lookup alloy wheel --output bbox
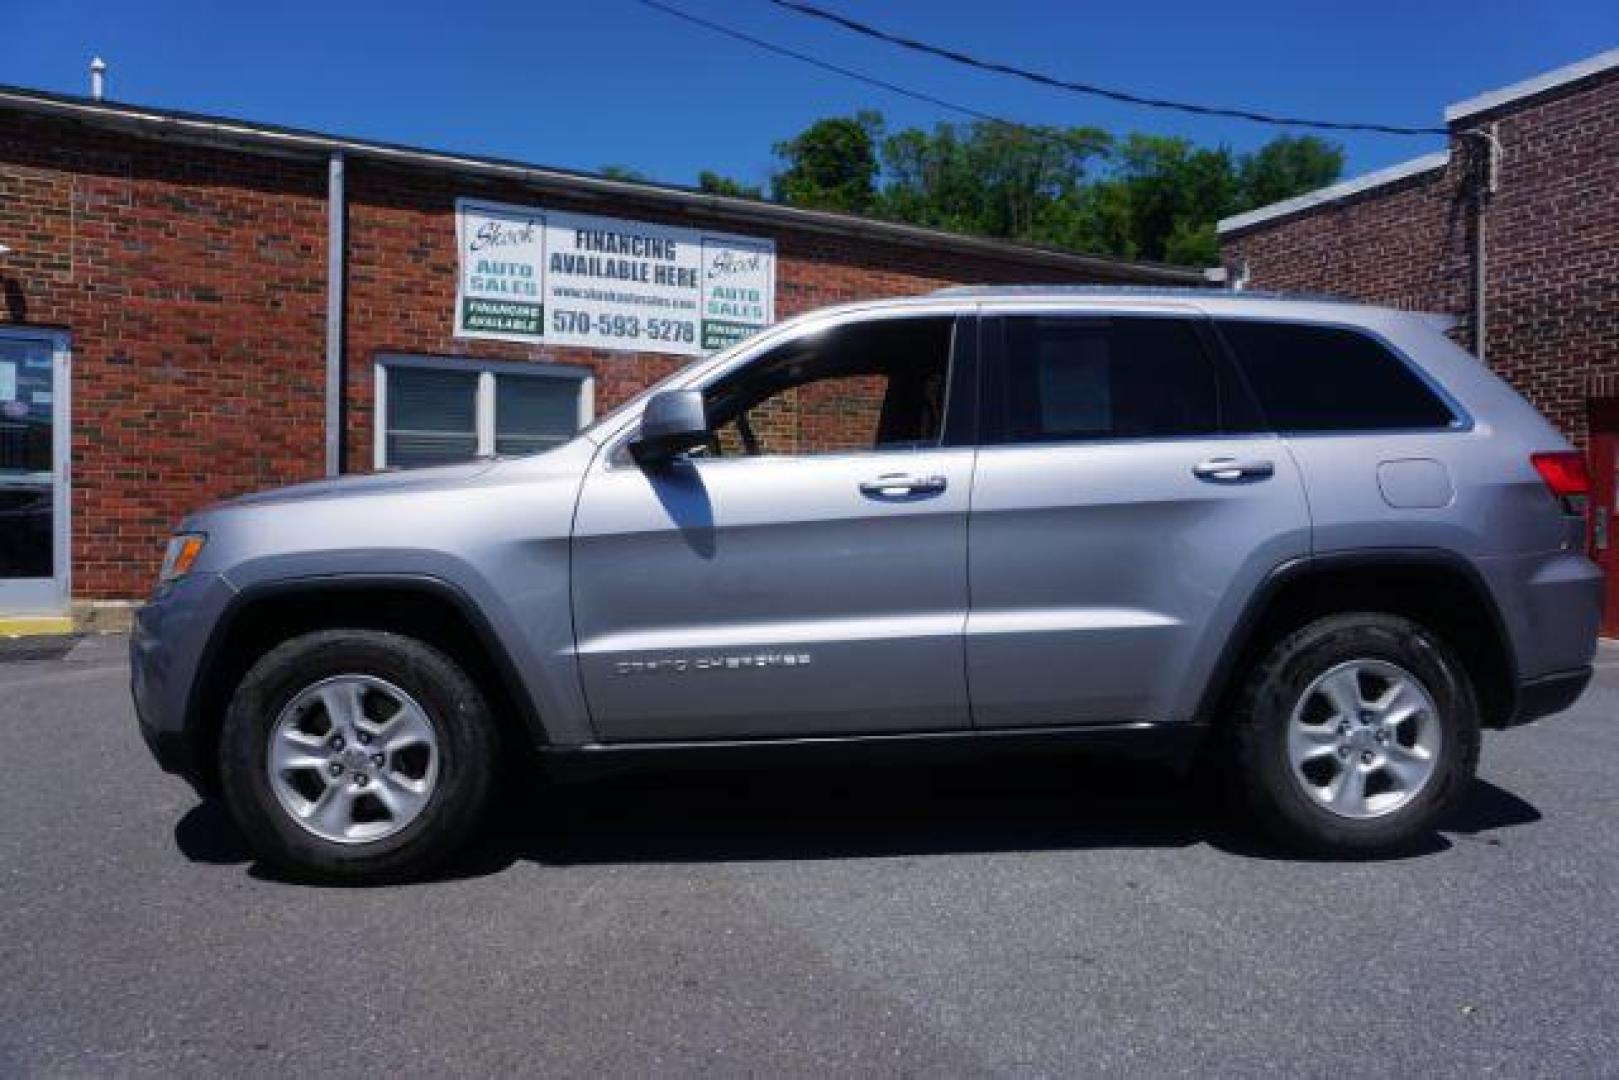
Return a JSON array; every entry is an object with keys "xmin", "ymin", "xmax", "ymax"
[
  {"xmin": 266, "ymin": 675, "xmax": 440, "ymax": 844},
  {"xmin": 1285, "ymin": 659, "xmax": 1442, "ymax": 820}
]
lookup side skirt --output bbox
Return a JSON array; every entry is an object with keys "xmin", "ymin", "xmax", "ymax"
[{"xmin": 537, "ymin": 721, "xmax": 1207, "ymax": 783}]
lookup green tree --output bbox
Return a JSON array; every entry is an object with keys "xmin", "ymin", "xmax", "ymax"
[
  {"xmin": 1237, "ymin": 136, "xmax": 1344, "ymax": 209},
  {"xmin": 697, "ymin": 170, "xmax": 763, "ymax": 200},
  {"xmin": 1052, "ymin": 180, "xmax": 1139, "ymax": 259},
  {"xmin": 771, "ymin": 111, "xmax": 882, "ymax": 213},
  {"xmin": 757, "ymin": 110, "xmax": 1343, "ymax": 266},
  {"xmin": 877, "ymin": 121, "xmax": 1110, "ymax": 242},
  {"xmin": 597, "ymin": 164, "xmax": 648, "ymax": 182},
  {"xmin": 1110, "ymin": 135, "xmax": 1238, "ymax": 263}
]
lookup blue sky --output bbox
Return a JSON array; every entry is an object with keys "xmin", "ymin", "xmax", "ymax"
[{"xmin": 4, "ymin": 1, "xmax": 1614, "ymax": 188}]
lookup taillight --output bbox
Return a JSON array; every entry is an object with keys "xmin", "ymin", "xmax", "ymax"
[{"xmin": 1530, "ymin": 452, "xmax": 1590, "ymax": 515}]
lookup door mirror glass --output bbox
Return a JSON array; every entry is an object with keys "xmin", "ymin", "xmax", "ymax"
[{"xmin": 632, "ymin": 389, "xmax": 709, "ymax": 464}]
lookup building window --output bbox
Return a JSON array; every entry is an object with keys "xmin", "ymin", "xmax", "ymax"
[{"xmin": 375, "ymin": 356, "xmax": 593, "ymax": 470}]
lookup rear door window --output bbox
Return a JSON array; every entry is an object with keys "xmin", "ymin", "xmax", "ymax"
[
  {"xmin": 1216, "ymin": 320, "xmax": 1456, "ymax": 432},
  {"xmin": 985, "ymin": 316, "xmax": 1221, "ymax": 443}
]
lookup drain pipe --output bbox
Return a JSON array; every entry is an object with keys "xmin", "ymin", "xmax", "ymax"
[
  {"xmin": 1472, "ymin": 181, "xmax": 1489, "ymax": 363},
  {"xmin": 324, "ymin": 152, "xmax": 345, "ymax": 476},
  {"xmin": 1466, "ymin": 126, "xmax": 1500, "ymax": 363}
]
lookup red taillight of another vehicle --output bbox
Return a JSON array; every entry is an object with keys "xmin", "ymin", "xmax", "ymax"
[{"xmin": 1530, "ymin": 451, "xmax": 1590, "ymax": 515}]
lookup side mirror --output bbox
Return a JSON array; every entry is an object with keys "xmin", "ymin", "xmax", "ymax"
[{"xmin": 631, "ymin": 389, "xmax": 709, "ymax": 465}]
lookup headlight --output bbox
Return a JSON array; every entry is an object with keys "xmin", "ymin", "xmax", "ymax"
[{"xmin": 158, "ymin": 533, "xmax": 207, "ymax": 583}]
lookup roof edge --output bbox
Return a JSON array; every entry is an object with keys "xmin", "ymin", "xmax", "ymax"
[
  {"xmin": 1216, "ymin": 151, "xmax": 1450, "ymax": 236},
  {"xmin": 0, "ymin": 83, "xmax": 1204, "ymax": 285},
  {"xmin": 1445, "ymin": 47, "xmax": 1619, "ymax": 124}
]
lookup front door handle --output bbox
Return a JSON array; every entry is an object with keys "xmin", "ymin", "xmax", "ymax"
[
  {"xmin": 1192, "ymin": 457, "xmax": 1275, "ymax": 483},
  {"xmin": 859, "ymin": 473, "xmax": 948, "ymax": 498}
]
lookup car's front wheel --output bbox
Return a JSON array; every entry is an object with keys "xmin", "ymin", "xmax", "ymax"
[
  {"xmin": 1231, "ymin": 612, "xmax": 1480, "ymax": 855},
  {"xmin": 218, "ymin": 629, "xmax": 496, "ymax": 882}
]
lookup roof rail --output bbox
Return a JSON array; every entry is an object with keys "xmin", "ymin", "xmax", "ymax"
[{"xmin": 929, "ymin": 284, "xmax": 1351, "ymax": 303}]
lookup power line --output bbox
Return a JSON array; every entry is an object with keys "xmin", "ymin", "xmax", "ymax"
[
  {"xmin": 767, "ymin": 0, "xmax": 1448, "ymax": 137},
  {"xmin": 628, "ymin": 0, "xmax": 1033, "ymax": 131}
]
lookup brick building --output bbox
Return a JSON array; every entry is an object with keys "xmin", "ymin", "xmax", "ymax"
[
  {"xmin": 0, "ymin": 86, "xmax": 1201, "ymax": 626},
  {"xmin": 1219, "ymin": 49, "xmax": 1619, "ymax": 633}
]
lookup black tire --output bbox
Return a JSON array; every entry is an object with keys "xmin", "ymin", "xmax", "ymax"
[
  {"xmin": 1231, "ymin": 612, "xmax": 1480, "ymax": 855},
  {"xmin": 219, "ymin": 629, "xmax": 497, "ymax": 883}
]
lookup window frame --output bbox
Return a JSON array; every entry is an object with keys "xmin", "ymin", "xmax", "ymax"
[
  {"xmin": 1208, "ymin": 316, "xmax": 1471, "ymax": 437},
  {"xmin": 611, "ymin": 311, "xmax": 977, "ymax": 466},
  {"xmin": 699, "ymin": 313, "xmax": 970, "ymax": 460},
  {"xmin": 977, "ymin": 312, "xmax": 1257, "ymax": 447},
  {"xmin": 0, "ymin": 325, "xmax": 71, "ymax": 613},
  {"xmin": 373, "ymin": 354, "xmax": 594, "ymax": 470}
]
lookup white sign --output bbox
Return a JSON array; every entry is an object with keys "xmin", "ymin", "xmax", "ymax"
[{"xmin": 454, "ymin": 198, "xmax": 775, "ymax": 356}]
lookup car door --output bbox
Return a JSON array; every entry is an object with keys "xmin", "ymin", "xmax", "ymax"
[
  {"xmin": 571, "ymin": 310, "xmax": 976, "ymax": 741},
  {"xmin": 966, "ymin": 308, "xmax": 1311, "ymax": 728}
]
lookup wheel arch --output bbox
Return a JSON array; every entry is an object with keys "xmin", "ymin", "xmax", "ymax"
[
  {"xmin": 1196, "ymin": 550, "xmax": 1519, "ymax": 731},
  {"xmin": 184, "ymin": 574, "xmax": 546, "ymax": 794}
]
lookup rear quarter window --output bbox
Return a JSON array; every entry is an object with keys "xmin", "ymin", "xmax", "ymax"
[{"xmin": 1216, "ymin": 320, "xmax": 1456, "ymax": 433}]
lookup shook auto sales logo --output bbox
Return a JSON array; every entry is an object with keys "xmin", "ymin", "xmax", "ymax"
[
  {"xmin": 705, "ymin": 248, "xmax": 763, "ymax": 280},
  {"xmin": 470, "ymin": 218, "xmax": 539, "ymax": 252}
]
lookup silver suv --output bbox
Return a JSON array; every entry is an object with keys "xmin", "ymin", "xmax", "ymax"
[{"xmin": 131, "ymin": 288, "xmax": 1603, "ymax": 881}]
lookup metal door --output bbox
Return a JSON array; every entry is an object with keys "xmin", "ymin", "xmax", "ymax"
[
  {"xmin": 0, "ymin": 329, "xmax": 69, "ymax": 616},
  {"xmin": 965, "ymin": 312, "xmax": 1312, "ymax": 727},
  {"xmin": 571, "ymin": 448, "xmax": 975, "ymax": 740},
  {"xmin": 570, "ymin": 310, "xmax": 975, "ymax": 741}
]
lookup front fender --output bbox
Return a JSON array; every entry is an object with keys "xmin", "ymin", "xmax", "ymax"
[{"xmin": 217, "ymin": 552, "xmax": 593, "ymax": 747}]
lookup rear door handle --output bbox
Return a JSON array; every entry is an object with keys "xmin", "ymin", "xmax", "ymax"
[
  {"xmin": 859, "ymin": 473, "xmax": 948, "ymax": 498},
  {"xmin": 1192, "ymin": 457, "xmax": 1275, "ymax": 483}
]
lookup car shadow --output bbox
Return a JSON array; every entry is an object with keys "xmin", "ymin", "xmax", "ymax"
[{"xmin": 173, "ymin": 755, "xmax": 1544, "ymax": 885}]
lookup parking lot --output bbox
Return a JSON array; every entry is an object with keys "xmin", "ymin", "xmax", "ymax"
[{"xmin": 2, "ymin": 634, "xmax": 1616, "ymax": 1076}]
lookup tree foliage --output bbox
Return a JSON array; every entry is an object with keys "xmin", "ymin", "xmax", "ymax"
[
  {"xmin": 752, "ymin": 112, "xmax": 1344, "ymax": 267},
  {"xmin": 769, "ymin": 111, "xmax": 882, "ymax": 213},
  {"xmin": 598, "ymin": 163, "xmax": 649, "ymax": 182},
  {"xmin": 696, "ymin": 170, "xmax": 764, "ymax": 200}
]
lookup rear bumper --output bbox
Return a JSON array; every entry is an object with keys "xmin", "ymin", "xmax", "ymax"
[
  {"xmin": 1478, "ymin": 550, "xmax": 1604, "ymax": 684},
  {"xmin": 1504, "ymin": 666, "xmax": 1593, "ymax": 728}
]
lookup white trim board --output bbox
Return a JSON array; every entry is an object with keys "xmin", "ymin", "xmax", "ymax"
[
  {"xmin": 1446, "ymin": 48, "xmax": 1619, "ymax": 124},
  {"xmin": 1216, "ymin": 152, "xmax": 1451, "ymax": 236}
]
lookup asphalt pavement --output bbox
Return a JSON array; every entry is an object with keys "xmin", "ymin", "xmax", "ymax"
[{"xmin": 2, "ymin": 634, "xmax": 1617, "ymax": 1076}]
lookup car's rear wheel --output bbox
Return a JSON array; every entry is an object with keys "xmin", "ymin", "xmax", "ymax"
[
  {"xmin": 219, "ymin": 629, "xmax": 496, "ymax": 882},
  {"xmin": 1231, "ymin": 612, "xmax": 1480, "ymax": 855}
]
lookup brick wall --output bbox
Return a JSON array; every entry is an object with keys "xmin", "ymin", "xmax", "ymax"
[
  {"xmin": 1477, "ymin": 74, "xmax": 1619, "ymax": 439},
  {"xmin": 1221, "ymin": 69, "xmax": 1619, "ymax": 448},
  {"xmin": 1221, "ymin": 159, "xmax": 1473, "ymax": 331},
  {"xmin": 0, "ymin": 112, "xmax": 329, "ymax": 600},
  {"xmin": 1, "ymin": 112, "xmax": 1141, "ymax": 600}
]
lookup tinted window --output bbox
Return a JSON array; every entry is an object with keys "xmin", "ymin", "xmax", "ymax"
[
  {"xmin": 702, "ymin": 317, "xmax": 954, "ymax": 456},
  {"xmin": 1217, "ymin": 320, "xmax": 1455, "ymax": 432},
  {"xmin": 994, "ymin": 316, "xmax": 1218, "ymax": 442}
]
